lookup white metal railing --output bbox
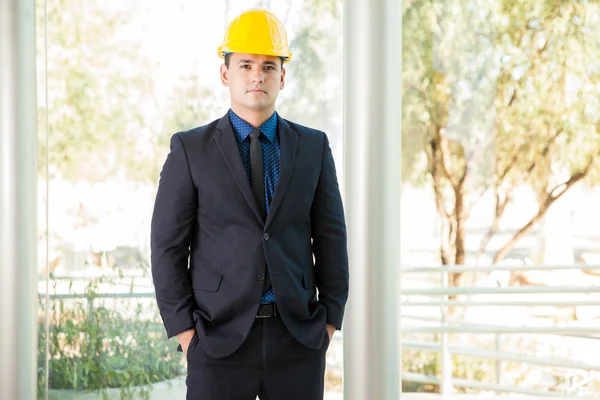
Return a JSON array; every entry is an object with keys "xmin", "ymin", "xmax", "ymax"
[
  {"xmin": 41, "ymin": 264, "xmax": 600, "ymax": 397},
  {"xmin": 401, "ymin": 264, "xmax": 600, "ymax": 397}
]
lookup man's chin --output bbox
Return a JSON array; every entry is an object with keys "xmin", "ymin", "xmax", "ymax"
[{"xmin": 243, "ymin": 101, "xmax": 273, "ymax": 112}]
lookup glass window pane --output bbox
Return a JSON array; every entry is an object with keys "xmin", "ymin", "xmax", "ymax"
[
  {"xmin": 38, "ymin": 0, "xmax": 343, "ymax": 398},
  {"xmin": 402, "ymin": 0, "xmax": 600, "ymax": 395}
]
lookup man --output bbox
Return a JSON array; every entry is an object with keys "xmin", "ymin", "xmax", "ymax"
[{"xmin": 151, "ymin": 9, "xmax": 349, "ymax": 400}]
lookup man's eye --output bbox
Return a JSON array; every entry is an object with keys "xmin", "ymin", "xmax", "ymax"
[
  {"xmin": 241, "ymin": 65, "xmax": 250, "ymax": 69},
  {"xmin": 265, "ymin": 66, "xmax": 275, "ymax": 70}
]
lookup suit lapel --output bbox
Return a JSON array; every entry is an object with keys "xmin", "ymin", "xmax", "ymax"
[
  {"xmin": 265, "ymin": 117, "xmax": 297, "ymax": 229},
  {"xmin": 213, "ymin": 114, "xmax": 264, "ymax": 225}
]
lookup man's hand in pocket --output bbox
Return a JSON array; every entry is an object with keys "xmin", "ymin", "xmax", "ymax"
[
  {"xmin": 177, "ymin": 328, "xmax": 196, "ymax": 357},
  {"xmin": 326, "ymin": 324, "xmax": 336, "ymax": 342}
]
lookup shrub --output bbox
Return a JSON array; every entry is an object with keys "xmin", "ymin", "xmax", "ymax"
[{"xmin": 38, "ymin": 278, "xmax": 185, "ymax": 400}]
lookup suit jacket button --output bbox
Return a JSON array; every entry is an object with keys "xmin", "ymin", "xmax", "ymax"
[
  {"xmin": 257, "ymin": 273, "xmax": 265, "ymax": 281},
  {"xmin": 263, "ymin": 233, "xmax": 270, "ymax": 240}
]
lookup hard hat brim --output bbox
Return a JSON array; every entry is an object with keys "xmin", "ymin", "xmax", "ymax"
[{"xmin": 218, "ymin": 46, "xmax": 292, "ymax": 64}]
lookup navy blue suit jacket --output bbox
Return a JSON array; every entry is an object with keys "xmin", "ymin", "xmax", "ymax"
[{"xmin": 150, "ymin": 113, "xmax": 349, "ymax": 358}]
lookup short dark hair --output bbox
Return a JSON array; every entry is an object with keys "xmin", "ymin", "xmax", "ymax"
[
  {"xmin": 224, "ymin": 53, "xmax": 233, "ymax": 68},
  {"xmin": 224, "ymin": 53, "xmax": 284, "ymax": 69}
]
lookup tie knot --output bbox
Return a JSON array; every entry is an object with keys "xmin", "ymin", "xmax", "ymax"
[{"xmin": 249, "ymin": 129, "xmax": 262, "ymax": 141}]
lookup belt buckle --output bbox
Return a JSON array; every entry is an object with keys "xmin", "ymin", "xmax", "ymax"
[{"xmin": 256, "ymin": 303, "xmax": 276, "ymax": 318}]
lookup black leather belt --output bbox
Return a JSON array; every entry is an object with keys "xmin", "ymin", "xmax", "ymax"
[{"xmin": 256, "ymin": 303, "xmax": 278, "ymax": 318}]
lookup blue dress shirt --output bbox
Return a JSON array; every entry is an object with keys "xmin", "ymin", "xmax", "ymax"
[{"xmin": 228, "ymin": 109, "xmax": 279, "ymax": 303}]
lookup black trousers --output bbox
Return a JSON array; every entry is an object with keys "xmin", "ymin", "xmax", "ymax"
[{"xmin": 185, "ymin": 315, "xmax": 330, "ymax": 400}]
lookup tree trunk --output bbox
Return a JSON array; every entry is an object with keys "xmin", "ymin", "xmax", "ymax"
[{"xmin": 451, "ymin": 184, "xmax": 466, "ymax": 287}]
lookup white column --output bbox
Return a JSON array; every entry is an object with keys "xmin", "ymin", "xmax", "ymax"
[
  {"xmin": 0, "ymin": 0, "xmax": 38, "ymax": 398},
  {"xmin": 343, "ymin": 0, "xmax": 402, "ymax": 399}
]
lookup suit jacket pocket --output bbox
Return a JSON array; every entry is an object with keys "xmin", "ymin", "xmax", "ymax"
[
  {"xmin": 301, "ymin": 268, "xmax": 315, "ymax": 291},
  {"xmin": 191, "ymin": 269, "xmax": 223, "ymax": 292}
]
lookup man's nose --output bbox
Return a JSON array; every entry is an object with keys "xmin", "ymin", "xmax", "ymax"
[{"xmin": 252, "ymin": 69, "xmax": 265, "ymax": 83}]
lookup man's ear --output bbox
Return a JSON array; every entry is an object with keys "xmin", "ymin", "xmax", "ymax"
[
  {"xmin": 280, "ymin": 67, "xmax": 286, "ymax": 90},
  {"xmin": 220, "ymin": 64, "xmax": 229, "ymax": 87}
]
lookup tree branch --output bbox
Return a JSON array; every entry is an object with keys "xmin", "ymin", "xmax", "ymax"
[
  {"xmin": 429, "ymin": 137, "xmax": 451, "ymax": 221},
  {"xmin": 526, "ymin": 127, "xmax": 563, "ymax": 175},
  {"xmin": 507, "ymin": 88, "xmax": 518, "ymax": 107},
  {"xmin": 438, "ymin": 134, "xmax": 460, "ymax": 190},
  {"xmin": 470, "ymin": 125, "xmax": 562, "ymax": 217},
  {"xmin": 458, "ymin": 162, "xmax": 468, "ymax": 188},
  {"xmin": 546, "ymin": 157, "xmax": 594, "ymax": 200},
  {"xmin": 476, "ymin": 187, "xmax": 513, "ymax": 257},
  {"xmin": 467, "ymin": 140, "xmax": 521, "ymax": 217},
  {"xmin": 493, "ymin": 155, "xmax": 596, "ymax": 264},
  {"xmin": 499, "ymin": 145, "xmax": 522, "ymax": 183}
]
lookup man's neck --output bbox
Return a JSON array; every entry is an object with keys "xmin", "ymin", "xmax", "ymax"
[{"xmin": 230, "ymin": 105, "xmax": 275, "ymax": 128}]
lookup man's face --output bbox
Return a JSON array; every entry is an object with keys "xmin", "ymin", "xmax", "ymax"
[{"xmin": 220, "ymin": 53, "xmax": 286, "ymax": 114}]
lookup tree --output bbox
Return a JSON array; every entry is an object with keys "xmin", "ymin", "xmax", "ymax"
[
  {"xmin": 277, "ymin": 0, "xmax": 343, "ymax": 141},
  {"xmin": 402, "ymin": 0, "xmax": 600, "ymax": 286},
  {"xmin": 154, "ymin": 72, "xmax": 223, "ymax": 179},
  {"xmin": 37, "ymin": 0, "xmax": 160, "ymax": 182}
]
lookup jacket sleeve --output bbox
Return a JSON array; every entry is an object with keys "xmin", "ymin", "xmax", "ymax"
[
  {"xmin": 310, "ymin": 133, "xmax": 349, "ymax": 330},
  {"xmin": 151, "ymin": 133, "xmax": 197, "ymax": 338}
]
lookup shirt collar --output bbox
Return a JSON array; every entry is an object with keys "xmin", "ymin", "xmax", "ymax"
[{"xmin": 228, "ymin": 109, "xmax": 278, "ymax": 143}]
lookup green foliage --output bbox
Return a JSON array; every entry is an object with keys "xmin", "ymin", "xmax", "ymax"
[
  {"xmin": 496, "ymin": 0, "xmax": 600, "ymax": 189},
  {"xmin": 403, "ymin": 0, "xmax": 600, "ymax": 189},
  {"xmin": 37, "ymin": 0, "xmax": 159, "ymax": 182},
  {"xmin": 153, "ymin": 72, "xmax": 223, "ymax": 181},
  {"xmin": 38, "ymin": 279, "xmax": 184, "ymax": 399},
  {"xmin": 277, "ymin": 0, "xmax": 342, "ymax": 135},
  {"xmin": 162, "ymin": 74, "xmax": 221, "ymax": 135},
  {"xmin": 36, "ymin": 0, "xmax": 348, "ymax": 182},
  {"xmin": 402, "ymin": 349, "xmax": 494, "ymax": 393},
  {"xmin": 402, "ymin": 0, "xmax": 600, "ymax": 264}
]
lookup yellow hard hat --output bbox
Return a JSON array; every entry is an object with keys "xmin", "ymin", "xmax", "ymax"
[{"xmin": 218, "ymin": 9, "xmax": 292, "ymax": 63}]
